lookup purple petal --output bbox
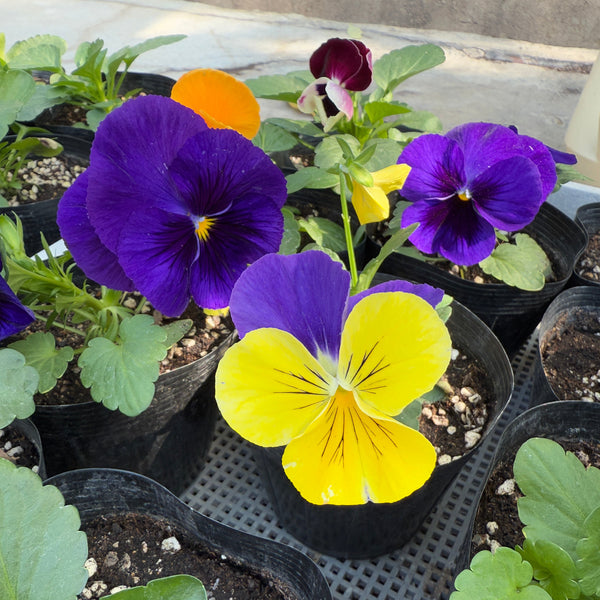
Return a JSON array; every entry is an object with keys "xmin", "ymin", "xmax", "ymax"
[
  {"xmin": 347, "ymin": 280, "xmax": 444, "ymax": 318},
  {"xmin": 0, "ymin": 275, "xmax": 34, "ymax": 340},
  {"xmin": 471, "ymin": 156, "xmax": 543, "ymax": 230},
  {"xmin": 398, "ymin": 134, "xmax": 465, "ymax": 202},
  {"xmin": 86, "ymin": 95, "xmax": 208, "ymax": 253},
  {"xmin": 511, "ymin": 133, "xmax": 557, "ymax": 200},
  {"xmin": 189, "ymin": 193, "xmax": 285, "ymax": 310},
  {"xmin": 403, "ymin": 196, "xmax": 496, "ymax": 265},
  {"xmin": 229, "ymin": 251, "xmax": 350, "ymax": 359},
  {"xmin": 168, "ymin": 128, "xmax": 288, "ymax": 217},
  {"xmin": 310, "ymin": 38, "xmax": 372, "ymax": 91},
  {"xmin": 57, "ymin": 170, "xmax": 134, "ymax": 291},
  {"xmin": 547, "ymin": 146, "xmax": 577, "ymax": 165},
  {"xmin": 116, "ymin": 208, "xmax": 197, "ymax": 317}
]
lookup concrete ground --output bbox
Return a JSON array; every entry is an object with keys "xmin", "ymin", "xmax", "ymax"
[
  {"xmin": 4, "ymin": 0, "xmax": 598, "ymax": 153},
  {"xmin": 191, "ymin": 0, "xmax": 600, "ymax": 49}
]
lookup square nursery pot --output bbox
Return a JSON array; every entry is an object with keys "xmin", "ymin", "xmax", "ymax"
[
  {"xmin": 251, "ymin": 299, "xmax": 514, "ymax": 559},
  {"xmin": 0, "ymin": 132, "xmax": 91, "ymax": 255},
  {"xmin": 2, "ymin": 418, "xmax": 46, "ymax": 478},
  {"xmin": 454, "ymin": 400, "xmax": 600, "ymax": 574},
  {"xmin": 31, "ymin": 330, "xmax": 236, "ymax": 496},
  {"xmin": 570, "ymin": 202, "xmax": 600, "ymax": 287},
  {"xmin": 531, "ymin": 285, "xmax": 600, "ymax": 406},
  {"xmin": 366, "ymin": 202, "xmax": 587, "ymax": 357},
  {"xmin": 45, "ymin": 467, "xmax": 333, "ymax": 600},
  {"xmin": 29, "ymin": 71, "xmax": 176, "ymax": 141}
]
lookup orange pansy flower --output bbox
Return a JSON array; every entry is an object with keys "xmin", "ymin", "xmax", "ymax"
[{"xmin": 171, "ymin": 68, "xmax": 261, "ymax": 139}]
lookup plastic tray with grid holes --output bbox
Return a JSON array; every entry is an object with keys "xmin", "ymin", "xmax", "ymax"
[{"xmin": 180, "ymin": 334, "xmax": 538, "ymax": 600}]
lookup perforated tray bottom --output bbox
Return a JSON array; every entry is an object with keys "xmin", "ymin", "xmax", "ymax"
[{"xmin": 181, "ymin": 335, "xmax": 538, "ymax": 599}]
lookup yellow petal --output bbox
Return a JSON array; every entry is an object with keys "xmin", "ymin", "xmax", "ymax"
[
  {"xmin": 171, "ymin": 68, "xmax": 261, "ymax": 139},
  {"xmin": 283, "ymin": 387, "xmax": 437, "ymax": 504},
  {"xmin": 338, "ymin": 292, "xmax": 451, "ymax": 417},
  {"xmin": 215, "ymin": 328, "xmax": 334, "ymax": 447},
  {"xmin": 372, "ymin": 164, "xmax": 412, "ymax": 194},
  {"xmin": 351, "ymin": 182, "xmax": 390, "ymax": 224}
]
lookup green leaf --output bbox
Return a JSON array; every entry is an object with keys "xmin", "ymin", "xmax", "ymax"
[
  {"xmin": 8, "ymin": 332, "xmax": 74, "ymax": 394},
  {"xmin": 354, "ymin": 224, "xmax": 417, "ymax": 293},
  {"xmin": 16, "ymin": 82, "xmax": 65, "ymax": 122},
  {"xmin": 161, "ymin": 319, "xmax": 193, "ymax": 349},
  {"xmin": 517, "ymin": 539, "xmax": 580, "ymax": 600},
  {"xmin": 373, "ymin": 44, "xmax": 445, "ymax": 95},
  {"xmin": 245, "ymin": 71, "xmax": 313, "ymax": 102},
  {"xmin": 265, "ymin": 117, "xmax": 324, "ymax": 138},
  {"xmin": 300, "ymin": 244, "xmax": 344, "ymax": 265},
  {"xmin": 0, "ymin": 69, "xmax": 36, "ymax": 133},
  {"xmin": 436, "ymin": 294, "xmax": 454, "ymax": 323},
  {"xmin": 391, "ymin": 110, "xmax": 443, "ymax": 133},
  {"xmin": 6, "ymin": 34, "xmax": 66, "ymax": 71},
  {"xmin": 78, "ymin": 314, "xmax": 168, "ymax": 416},
  {"xmin": 298, "ymin": 216, "xmax": 346, "ymax": 252},
  {"xmin": 279, "ymin": 206, "xmax": 301, "ymax": 254},
  {"xmin": 107, "ymin": 34, "xmax": 186, "ymax": 66},
  {"xmin": 479, "ymin": 234, "xmax": 552, "ymax": 291},
  {"xmin": 576, "ymin": 506, "xmax": 600, "ymax": 596},
  {"xmin": 364, "ymin": 100, "xmax": 411, "ymax": 124},
  {"xmin": 0, "ymin": 459, "xmax": 88, "ymax": 600},
  {"xmin": 0, "ymin": 349, "xmax": 38, "ymax": 428},
  {"xmin": 514, "ymin": 437, "xmax": 600, "ymax": 561},
  {"xmin": 285, "ymin": 167, "xmax": 338, "ymax": 194},
  {"xmin": 361, "ymin": 138, "xmax": 406, "ymax": 171},
  {"xmin": 109, "ymin": 575, "xmax": 207, "ymax": 600},
  {"xmin": 314, "ymin": 135, "xmax": 361, "ymax": 171},
  {"xmin": 252, "ymin": 121, "xmax": 297, "ymax": 153},
  {"xmin": 451, "ymin": 548, "xmax": 552, "ymax": 600}
]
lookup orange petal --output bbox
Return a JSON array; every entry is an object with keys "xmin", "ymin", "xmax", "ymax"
[{"xmin": 171, "ymin": 68, "xmax": 261, "ymax": 139}]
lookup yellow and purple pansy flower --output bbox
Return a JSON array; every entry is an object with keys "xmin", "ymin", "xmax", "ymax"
[
  {"xmin": 216, "ymin": 251, "xmax": 452, "ymax": 505},
  {"xmin": 298, "ymin": 38, "xmax": 372, "ymax": 128},
  {"xmin": 397, "ymin": 122, "xmax": 558, "ymax": 266},
  {"xmin": 57, "ymin": 94, "xmax": 287, "ymax": 316}
]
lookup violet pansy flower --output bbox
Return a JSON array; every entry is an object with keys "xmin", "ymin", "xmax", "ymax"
[
  {"xmin": 298, "ymin": 38, "xmax": 372, "ymax": 125},
  {"xmin": 0, "ymin": 260, "xmax": 34, "ymax": 340},
  {"xmin": 397, "ymin": 122, "xmax": 558, "ymax": 266},
  {"xmin": 58, "ymin": 95, "xmax": 287, "ymax": 316},
  {"xmin": 216, "ymin": 251, "xmax": 451, "ymax": 505}
]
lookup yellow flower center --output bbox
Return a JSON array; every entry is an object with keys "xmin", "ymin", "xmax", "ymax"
[
  {"xmin": 196, "ymin": 216, "xmax": 215, "ymax": 242},
  {"xmin": 332, "ymin": 386, "xmax": 356, "ymax": 409},
  {"xmin": 458, "ymin": 190, "xmax": 471, "ymax": 202}
]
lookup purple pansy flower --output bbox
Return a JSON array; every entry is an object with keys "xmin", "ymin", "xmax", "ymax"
[
  {"xmin": 298, "ymin": 38, "xmax": 372, "ymax": 122},
  {"xmin": 509, "ymin": 125, "xmax": 577, "ymax": 165},
  {"xmin": 397, "ymin": 122, "xmax": 558, "ymax": 266},
  {"xmin": 58, "ymin": 95, "xmax": 287, "ymax": 316},
  {"xmin": 0, "ymin": 260, "xmax": 35, "ymax": 340}
]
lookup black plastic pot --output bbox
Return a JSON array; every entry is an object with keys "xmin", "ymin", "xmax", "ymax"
[
  {"xmin": 252, "ymin": 300, "xmax": 513, "ymax": 559},
  {"xmin": 0, "ymin": 132, "xmax": 91, "ymax": 255},
  {"xmin": 46, "ymin": 467, "xmax": 332, "ymax": 600},
  {"xmin": 454, "ymin": 400, "xmax": 600, "ymax": 574},
  {"xmin": 570, "ymin": 202, "xmax": 600, "ymax": 287},
  {"xmin": 4, "ymin": 418, "xmax": 46, "ymax": 478},
  {"xmin": 29, "ymin": 71, "xmax": 176, "ymax": 141},
  {"xmin": 367, "ymin": 202, "xmax": 587, "ymax": 357},
  {"xmin": 32, "ymin": 330, "xmax": 236, "ymax": 495},
  {"xmin": 531, "ymin": 285, "xmax": 600, "ymax": 406}
]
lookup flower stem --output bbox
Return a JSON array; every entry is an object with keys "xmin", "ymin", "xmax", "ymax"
[{"xmin": 339, "ymin": 174, "xmax": 358, "ymax": 289}]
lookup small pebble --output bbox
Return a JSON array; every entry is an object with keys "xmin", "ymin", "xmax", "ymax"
[
  {"xmin": 446, "ymin": 425, "xmax": 457, "ymax": 435},
  {"xmin": 103, "ymin": 551, "xmax": 118, "ymax": 568},
  {"xmin": 84, "ymin": 558, "xmax": 98, "ymax": 577},
  {"xmin": 438, "ymin": 454, "xmax": 452, "ymax": 465},
  {"xmin": 496, "ymin": 478, "xmax": 516, "ymax": 495},
  {"xmin": 486, "ymin": 521, "xmax": 499, "ymax": 535},
  {"xmin": 489, "ymin": 539, "xmax": 502, "ymax": 553},
  {"xmin": 161, "ymin": 536, "xmax": 181, "ymax": 553},
  {"xmin": 464, "ymin": 430, "xmax": 481, "ymax": 449},
  {"xmin": 110, "ymin": 586, "xmax": 129, "ymax": 594}
]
